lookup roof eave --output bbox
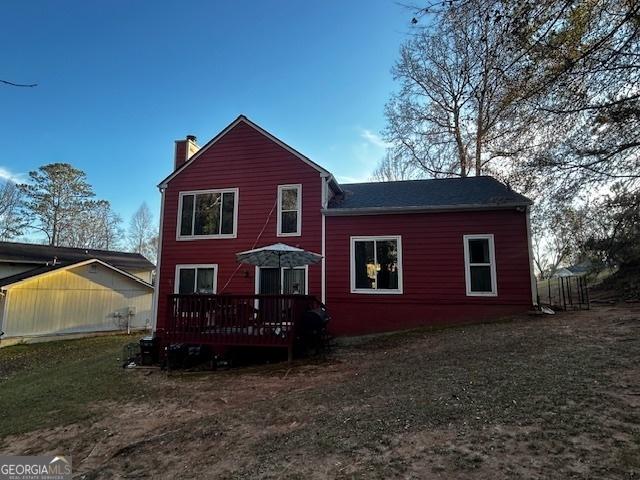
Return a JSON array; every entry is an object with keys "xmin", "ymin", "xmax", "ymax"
[
  {"xmin": 0, "ymin": 259, "xmax": 49, "ymax": 265},
  {"xmin": 322, "ymin": 173, "xmax": 343, "ymax": 194},
  {"xmin": 0, "ymin": 259, "xmax": 154, "ymax": 291},
  {"xmin": 322, "ymin": 202, "xmax": 532, "ymax": 216}
]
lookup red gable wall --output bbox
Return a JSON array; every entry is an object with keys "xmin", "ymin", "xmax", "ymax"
[
  {"xmin": 155, "ymin": 121, "xmax": 323, "ymax": 331},
  {"xmin": 325, "ymin": 209, "xmax": 533, "ymax": 335}
]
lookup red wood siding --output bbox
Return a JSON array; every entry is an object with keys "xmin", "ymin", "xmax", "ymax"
[
  {"xmin": 324, "ymin": 210, "xmax": 533, "ymax": 335},
  {"xmin": 156, "ymin": 121, "xmax": 323, "ymax": 331}
]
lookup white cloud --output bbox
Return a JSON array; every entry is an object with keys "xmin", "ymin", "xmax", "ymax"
[
  {"xmin": 336, "ymin": 174, "xmax": 371, "ymax": 184},
  {"xmin": 0, "ymin": 167, "xmax": 23, "ymax": 183},
  {"xmin": 360, "ymin": 129, "xmax": 391, "ymax": 149}
]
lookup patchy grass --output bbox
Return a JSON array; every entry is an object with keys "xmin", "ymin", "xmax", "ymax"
[
  {"xmin": 0, "ymin": 335, "xmax": 150, "ymax": 437},
  {"xmin": 1, "ymin": 306, "xmax": 639, "ymax": 479}
]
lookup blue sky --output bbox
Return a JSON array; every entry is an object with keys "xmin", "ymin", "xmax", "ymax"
[{"xmin": 0, "ymin": 1, "xmax": 410, "ymax": 223}]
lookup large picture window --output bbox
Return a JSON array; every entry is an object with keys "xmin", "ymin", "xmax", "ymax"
[
  {"xmin": 464, "ymin": 234, "xmax": 497, "ymax": 296},
  {"xmin": 174, "ymin": 264, "xmax": 218, "ymax": 294},
  {"xmin": 350, "ymin": 236, "xmax": 403, "ymax": 294},
  {"xmin": 178, "ymin": 189, "xmax": 238, "ymax": 239},
  {"xmin": 277, "ymin": 184, "xmax": 301, "ymax": 236}
]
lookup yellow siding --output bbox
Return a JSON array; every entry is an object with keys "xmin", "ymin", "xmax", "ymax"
[
  {"xmin": 1, "ymin": 262, "xmax": 153, "ymax": 338},
  {"xmin": 126, "ymin": 268, "xmax": 154, "ymax": 284}
]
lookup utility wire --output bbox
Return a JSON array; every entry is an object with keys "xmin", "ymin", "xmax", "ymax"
[
  {"xmin": 1, "ymin": 79, "xmax": 38, "ymax": 87},
  {"xmin": 218, "ymin": 198, "xmax": 278, "ymax": 293}
]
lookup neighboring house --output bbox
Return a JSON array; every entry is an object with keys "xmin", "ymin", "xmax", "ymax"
[
  {"xmin": 552, "ymin": 262, "xmax": 591, "ymax": 278},
  {"xmin": 0, "ymin": 242, "xmax": 155, "ymax": 345},
  {"xmin": 567, "ymin": 260, "xmax": 592, "ymax": 276},
  {"xmin": 552, "ymin": 267, "xmax": 576, "ymax": 278},
  {"xmin": 154, "ymin": 115, "xmax": 535, "ymax": 336}
]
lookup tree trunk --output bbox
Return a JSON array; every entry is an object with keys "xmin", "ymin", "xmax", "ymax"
[
  {"xmin": 475, "ymin": 106, "xmax": 484, "ymax": 176},
  {"xmin": 453, "ymin": 109, "xmax": 467, "ymax": 177},
  {"xmin": 51, "ymin": 209, "xmax": 58, "ymax": 246}
]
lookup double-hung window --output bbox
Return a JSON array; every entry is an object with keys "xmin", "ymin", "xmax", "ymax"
[
  {"xmin": 175, "ymin": 264, "xmax": 217, "ymax": 294},
  {"xmin": 277, "ymin": 184, "xmax": 301, "ymax": 236},
  {"xmin": 350, "ymin": 236, "xmax": 403, "ymax": 294},
  {"xmin": 178, "ymin": 188, "xmax": 238, "ymax": 239},
  {"xmin": 463, "ymin": 234, "xmax": 497, "ymax": 296}
]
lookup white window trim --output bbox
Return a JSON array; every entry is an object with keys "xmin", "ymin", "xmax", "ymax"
[
  {"xmin": 463, "ymin": 234, "xmax": 498, "ymax": 297},
  {"xmin": 174, "ymin": 264, "xmax": 218, "ymax": 294},
  {"xmin": 176, "ymin": 188, "xmax": 239, "ymax": 241},
  {"xmin": 276, "ymin": 184, "xmax": 302, "ymax": 237},
  {"xmin": 254, "ymin": 265, "xmax": 309, "ymax": 295},
  {"xmin": 350, "ymin": 235, "xmax": 403, "ymax": 295}
]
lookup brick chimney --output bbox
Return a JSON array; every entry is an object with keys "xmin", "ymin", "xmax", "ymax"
[{"xmin": 174, "ymin": 135, "xmax": 199, "ymax": 170}]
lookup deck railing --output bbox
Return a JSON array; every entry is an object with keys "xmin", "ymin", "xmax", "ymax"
[{"xmin": 161, "ymin": 294, "xmax": 322, "ymax": 351}]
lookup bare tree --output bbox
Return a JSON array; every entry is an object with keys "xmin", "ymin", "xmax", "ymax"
[
  {"xmin": 395, "ymin": 0, "xmax": 639, "ymax": 283},
  {"xmin": 0, "ymin": 180, "xmax": 28, "ymax": 240},
  {"xmin": 371, "ymin": 152, "xmax": 421, "ymax": 181},
  {"xmin": 95, "ymin": 202, "xmax": 124, "ymax": 250},
  {"xmin": 128, "ymin": 203, "xmax": 157, "ymax": 263},
  {"xmin": 506, "ymin": 0, "xmax": 640, "ymax": 200},
  {"xmin": 58, "ymin": 200, "xmax": 123, "ymax": 250},
  {"xmin": 531, "ymin": 204, "xmax": 588, "ymax": 278},
  {"xmin": 385, "ymin": 0, "xmax": 535, "ymax": 178}
]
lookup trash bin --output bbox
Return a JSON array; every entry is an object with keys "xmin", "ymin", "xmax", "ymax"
[{"xmin": 139, "ymin": 335, "xmax": 158, "ymax": 366}]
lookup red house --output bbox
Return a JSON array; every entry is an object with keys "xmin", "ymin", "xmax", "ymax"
[{"xmin": 153, "ymin": 115, "xmax": 535, "ymax": 345}]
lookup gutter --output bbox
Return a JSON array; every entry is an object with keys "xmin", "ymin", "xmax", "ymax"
[
  {"xmin": 321, "ymin": 173, "xmax": 343, "ymax": 195},
  {"xmin": 322, "ymin": 202, "xmax": 532, "ymax": 216},
  {"xmin": 0, "ymin": 260, "xmax": 49, "ymax": 265}
]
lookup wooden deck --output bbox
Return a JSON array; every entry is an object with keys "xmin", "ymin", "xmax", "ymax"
[{"xmin": 158, "ymin": 294, "xmax": 323, "ymax": 361}]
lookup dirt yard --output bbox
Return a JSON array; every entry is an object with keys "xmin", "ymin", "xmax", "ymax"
[{"xmin": 1, "ymin": 304, "xmax": 639, "ymax": 479}]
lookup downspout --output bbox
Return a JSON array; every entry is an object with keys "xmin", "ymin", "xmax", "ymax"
[
  {"xmin": 320, "ymin": 175, "xmax": 327, "ymax": 305},
  {"xmin": 0, "ymin": 288, "xmax": 8, "ymax": 343},
  {"xmin": 151, "ymin": 186, "xmax": 166, "ymax": 333},
  {"xmin": 525, "ymin": 205, "xmax": 538, "ymax": 307}
]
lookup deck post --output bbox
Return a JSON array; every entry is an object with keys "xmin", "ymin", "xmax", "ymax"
[{"xmin": 287, "ymin": 345, "xmax": 293, "ymax": 364}]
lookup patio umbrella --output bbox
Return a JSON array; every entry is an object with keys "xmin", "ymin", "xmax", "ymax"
[{"xmin": 236, "ymin": 243, "xmax": 322, "ymax": 268}]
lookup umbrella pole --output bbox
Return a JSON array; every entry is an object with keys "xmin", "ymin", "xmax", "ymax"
[{"xmin": 278, "ymin": 252, "xmax": 282, "ymax": 294}]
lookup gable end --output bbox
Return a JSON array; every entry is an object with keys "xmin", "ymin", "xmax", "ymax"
[{"xmin": 159, "ymin": 115, "xmax": 339, "ymax": 190}]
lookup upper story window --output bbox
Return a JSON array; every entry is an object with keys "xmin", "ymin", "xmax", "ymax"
[
  {"xmin": 350, "ymin": 236, "xmax": 403, "ymax": 294},
  {"xmin": 178, "ymin": 188, "xmax": 238, "ymax": 240},
  {"xmin": 463, "ymin": 234, "xmax": 497, "ymax": 296},
  {"xmin": 277, "ymin": 184, "xmax": 302, "ymax": 236}
]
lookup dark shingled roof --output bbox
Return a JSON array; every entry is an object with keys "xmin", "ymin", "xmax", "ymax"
[
  {"xmin": 0, "ymin": 264, "xmax": 66, "ymax": 288},
  {"xmin": 327, "ymin": 176, "xmax": 531, "ymax": 211},
  {"xmin": 0, "ymin": 241, "xmax": 155, "ymax": 271}
]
